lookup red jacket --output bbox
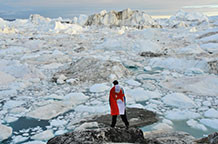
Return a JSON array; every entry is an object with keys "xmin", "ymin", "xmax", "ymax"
[{"xmin": 109, "ymin": 86, "xmax": 125, "ymax": 115}]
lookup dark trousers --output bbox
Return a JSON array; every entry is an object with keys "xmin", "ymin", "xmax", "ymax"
[{"xmin": 111, "ymin": 112, "xmax": 129, "ymax": 127}]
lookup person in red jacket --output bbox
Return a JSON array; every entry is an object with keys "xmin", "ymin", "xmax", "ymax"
[{"xmin": 109, "ymin": 80, "xmax": 129, "ymax": 129}]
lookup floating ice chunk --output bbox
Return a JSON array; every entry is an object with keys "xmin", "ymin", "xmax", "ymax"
[
  {"xmin": 66, "ymin": 78, "xmax": 78, "ymax": 85},
  {"xmin": 144, "ymin": 66, "xmax": 152, "ymax": 71},
  {"xmin": 161, "ymin": 75, "xmax": 218, "ymax": 96},
  {"xmin": 3, "ymin": 100, "xmax": 25, "ymax": 109},
  {"xmin": 152, "ymin": 123, "xmax": 173, "ymax": 130},
  {"xmin": 200, "ymin": 119, "xmax": 218, "ymax": 130},
  {"xmin": 4, "ymin": 115, "xmax": 19, "ymax": 123},
  {"xmin": 54, "ymin": 129, "xmax": 67, "ymax": 135},
  {"xmin": 149, "ymin": 58, "xmax": 208, "ymax": 72},
  {"xmin": 200, "ymin": 43, "xmax": 218, "ymax": 54},
  {"xmin": 204, "ymin": 108, "xmax": 218, "ymax": 118},
  {"xmin": 0, "ymin": 25, "xmax": 17, "ymax": 34},
  {"xmin": 202, "ymin": 101, "xmax": 211, "ymax": 106},
  {"xmin": 162, "ymin": 119, "xmax": 173, "ymax": 126},
  {"xmin": 75, "ymin": 105, "xmax": 108, "ymax": 113},
  {"xmin": 127, "ymin": 104, "xmax": 144, "ymax": 109},
  {"xmin": 89, "ymin": 83, "xmax": 110, "ymax": 92},
  {"xmin": 23, "ymin": 141, "xmax": 46, "ymax": 144},
  {"xmin": 190, "ymin": 27, "xmax": 197, "ymax": 32},
  {"xmin": 127, "ymin": 88, "xmax": 149, "ymax": 102},
  {"xmin": 50, "ymin": 119, "xmax": 68, "ymax": 127},
  {"xmin": 44, "ymin": 94, "xmax": 64, "ymax": 100},
  {"xmin": 200, "ymin": 33, "xmax": 218, "ymax": 43},
  {"xmin": 31, "ymin": 129, "xmax": 54, "ymax": 141},
  {"xmin": 125, "ymin": 79, "xmax": 141, "ymax": 86},
  {"xmin": 177, "ymin": 44, "xmax": 204, "ymax": 55},
  {"xmin": 186, "ymin": 119, "xmax": 207, "ymax": 131},
  {"xmin": 0, "ymin": 71, "xmax": 15, "ymax": 85},
  {"xmin": 146, "ymin": 90, "xmax": 161, "ymax": 99},
  {"xmin": 41, "ymin": 63, "xmax": 63, "ymax": 69},
  {"xmin": 184, "ymin": 68, "xmax": 204, "ymax": 76},
  {"xmin": 64, "ymin": 93, "xmax": 89, "ymax": 106},
  {"xmin": 13, "ymin": 135, "xmax": 28, "ymax": 143},
  {"xmin": 57, "ymin": 74, "xmax": 67, "ymax": 84},
  {"xmin": 165, "ymin": 109, "xmax": 201, "ymax": 120},
  {"xmin": 162, "ymin": 93, "xmax": 196, "ymax": 108},
  {"xmin": 75, "ymin": 122, "xmax": 98, "ymax": 131},
  {"xmin": 26, "ymin": 101, "xmax": 71, "ymax": 120},
  {"xmin": 0, "ymin": 124, "xmax": 13, "ymax": 141},
  {"xmin": 29, "ymin": 14, "xmax": 51, "ymax": 25},
  {"xmin": 78, "ymin": 14, "xmax": 88, "ymax": 25}
]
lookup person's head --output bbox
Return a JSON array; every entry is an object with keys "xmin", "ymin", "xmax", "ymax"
[{"xmin": 113, "ymin": 80, "xmax": 119, "ymax": 85}]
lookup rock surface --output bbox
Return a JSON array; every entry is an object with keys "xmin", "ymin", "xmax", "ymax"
[
  {"xmin": 195, "ymin": 132, "xmax": 218, "ymax": 144},
  {"xmin": 53, "ymin": 57, "xmax": 131, "ymax": 85},
  {"xmin": 47, "ymin": 127, "xmax": 145, "ymax": 144},
  {"xmin": 86, "ymin": 108, "xmax": 158, "ymax": 128},
  {"xmin": 47, "ymin": 128, "xmax": 197, "ymax": 144},
  {"xmin": 143, "ymin": 130, "xmax": 195, "ymax": 144}
]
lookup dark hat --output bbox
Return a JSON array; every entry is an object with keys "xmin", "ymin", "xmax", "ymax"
[{"xmin": 113, "ymin": 80, "xmax": 119, "ymax": 85}]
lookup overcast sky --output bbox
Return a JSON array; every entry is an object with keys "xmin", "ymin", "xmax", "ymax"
[{"xmin": 0, "ymin": 0, "xmax": 218, "ymax": 19}]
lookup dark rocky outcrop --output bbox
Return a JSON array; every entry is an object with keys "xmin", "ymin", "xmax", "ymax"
[
  {"xmin": 144, "ymin": 130, "xmax": 195, "ymax": 144},
  {"xmin": 208, "ymin": 60, "xmax": 218, "ymax": 74},
  {"xmin": 47, "ymin": 127, "xmax": 146, "ymax": 144},
  {"xmin": 86, "ymin": 107, "xmax": 158, "ymax": 128},
  {"xmin": 140, "ymin": 52, "xmax": 163, "ymax": 57},
  {"xmin": 195, "ymin": 132, "xmax": 218, "ymax": 144},
  {"xmin": 52, "ymin": 57, "xmax": 131, "ymax": 85},
  {"xmin": 47, "ymin": 128, "xmax": 197, "ymax": 144}
]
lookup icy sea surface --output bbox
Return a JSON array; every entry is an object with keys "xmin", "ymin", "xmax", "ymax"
[{"xmin": 0, "ymin": 9, "xmax": 218, "ymax": 143}]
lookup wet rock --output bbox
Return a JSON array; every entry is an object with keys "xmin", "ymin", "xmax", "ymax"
[
  {"xmin": 208, "ymin": 60, "xmax": 218, "ymax": 74},
  {"xmin": 52, "ymin": 57, "xmax": 131, "ymax": 85},
  {"xmin": 143, "ymin": 130, "xmax": 195, "ymax": 144},
  {"xmin": 195, "ymin": 132, "xmax": 218, "ymax": 144},
  {"xmin": 86, "ymin": 108, "xmax": 158, "ymax": 128},
  {"xmin": 47, "ymin": 127, "xmax": 146, "ymax": 144},
  {"xmin": 140, "ymin": 52, "xmax": 163, "ymax": 57}
]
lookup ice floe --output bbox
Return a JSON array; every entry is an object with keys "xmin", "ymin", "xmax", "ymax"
[
  {"xmin": 204, "ymin": 108, "xmax": 218, "ymax": 118},
  {"xmin": 0, "ymin": 124, "xmax": 13, "ymax": 141},
  {"xmin": 162, "ymin": 93, "xmax": 196, "ymax": 108},
  {"xmin": 200, "ymin": 119, "xmax": 218, "ymax": 130},
  {"xmin": 186, "ymin": 119, "xmax": 207, "ymax": 131},
  {"xmin": 31, "ymin": 129, "xmax": 54, "ymax": 141},
  {"xmin": 165, "ymin": 109, "xmax": 201, "ymax": 120},
  {"xmin": 126, "ymin": 88, "xmax": 150, "ymax": 102},
  {"xmin": 89, "ymin": 83, "xmax": 110, "ymax": 92}
]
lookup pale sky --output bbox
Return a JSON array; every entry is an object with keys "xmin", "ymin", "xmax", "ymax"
[{"xmin": 0, "ymin": 0, "xmax": 218, "ymax": 19}]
